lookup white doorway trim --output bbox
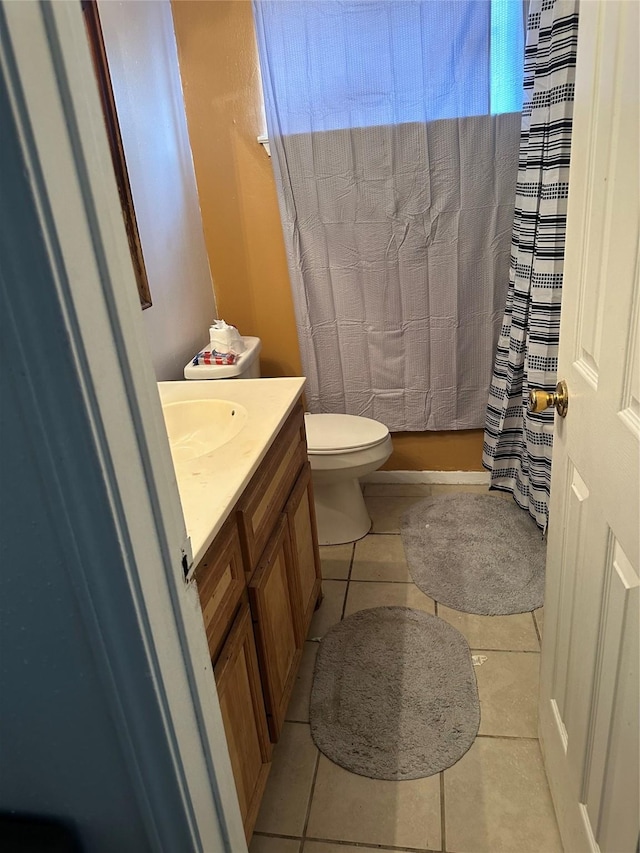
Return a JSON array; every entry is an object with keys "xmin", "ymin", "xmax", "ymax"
[{"xmin": 0, "ymin": 1, "xmax": 246, "ymax": 849}]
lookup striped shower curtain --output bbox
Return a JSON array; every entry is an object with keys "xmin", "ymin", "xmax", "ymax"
[{"xmin": 483, "ymin": 0, "xmax": 579, "ymax": 530}]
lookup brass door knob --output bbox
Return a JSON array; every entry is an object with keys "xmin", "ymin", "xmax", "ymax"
[{"xmin": 528, "ymin": 380, "xmax": 569, "ymax": 417}]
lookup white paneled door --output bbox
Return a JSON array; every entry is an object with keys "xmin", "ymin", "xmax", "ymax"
[{"xmin": 539, "ymin": 2, "xmax": 639, "ymax": 852}]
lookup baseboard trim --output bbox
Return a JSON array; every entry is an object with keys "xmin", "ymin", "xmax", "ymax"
[{"xmin": 361, "ymin": 470, "xmax": 490, "ymax": 485}]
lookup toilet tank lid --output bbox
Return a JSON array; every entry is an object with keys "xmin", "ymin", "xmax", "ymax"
[{"xmin": 304, "ymin": 413, "xmax": 390, "ymax": 452}]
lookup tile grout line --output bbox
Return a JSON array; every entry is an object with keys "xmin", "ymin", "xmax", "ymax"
[
  {"xmin": 303, "ymin": 835, "xmax": 443, "ymax": 853},
  {"xmin": 339, "ymin": 541, "xmax": 356, "ymax": 621},
  {"xmin": 439, "ymin": 771, "xmax": 446, "ymax": 853},
  {"xmin": 348, "ymin": 577, "xmax": 419, "ymax": 584},
  {"xmin": 477, "ymin": 733, "xmax": 539, "ymax": 741},
  {"xmin": 251, "ymin": 830, "xmax": 303, "ymax": 845},
  {"xmin": 532, "ymin": 610, "xmax": 542, "ymax": 646},
  {"xmin": 469, "ymin": 647, "xmax": 541, "ymax": 654},
  {"xmin": 300, "ymin": 745, "xmax": 321, "ymax": 844},
  {"xmin": 366, "ymin": 530, "xmax": 402, "ymax": 535}
]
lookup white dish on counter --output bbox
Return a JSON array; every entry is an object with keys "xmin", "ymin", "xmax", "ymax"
[{"xmin": 158, "ymin": 377, "xmax": 305, "ymax": 570}]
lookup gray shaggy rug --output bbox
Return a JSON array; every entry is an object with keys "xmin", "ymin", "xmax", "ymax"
[
  {"xmin": 400, "ymin": 493, "xmax": 546, "ymax": 615},
  {"xmin": 310, "ymin": 607, "xmax": 479, "ymax": 780}
]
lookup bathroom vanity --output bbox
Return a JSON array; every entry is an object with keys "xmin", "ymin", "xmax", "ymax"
[{"xmin": 158, "ymin": 379, "xmax": 322, "ymax": 841}]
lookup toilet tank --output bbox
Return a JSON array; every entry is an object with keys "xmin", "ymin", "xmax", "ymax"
[{"xmin": 183, "ymin": 336, "xmax": 262, "ymax": 380}]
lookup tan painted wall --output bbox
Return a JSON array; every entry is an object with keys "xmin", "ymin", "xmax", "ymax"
[
  {"xmin": 171, "ymin": 0, "xmax": 484, "ymax": 471},
  {"xmin": 171, "ymin": 0, "xmax": 301, "ymax": 379},
  {"xmin": 383, "ymin": 431, "xmax": 484, "ymax": 472}
]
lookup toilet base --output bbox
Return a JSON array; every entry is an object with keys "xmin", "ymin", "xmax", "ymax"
[{"xmin": 313, "ymin": 478, "xmax": 372, "ymax": 545}]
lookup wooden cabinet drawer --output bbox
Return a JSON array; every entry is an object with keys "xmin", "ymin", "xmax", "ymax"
[
  {"xmin": 285, "ymin": 462, "xmax": 323, "ymax": 643},
  {"xmin": 249, "ymin": 514, "xmax": 303, "ymax": 741},
  {"xmin": 214, "ymin": 602, "xmax": 272, "ymax": 842},
  {"xmin": 195, "ymin": 517, "xmax": 245, "ymax": 662},
  {"xmin": 237, "ymin": 403, "xmax": 306, "ymax": 575}
]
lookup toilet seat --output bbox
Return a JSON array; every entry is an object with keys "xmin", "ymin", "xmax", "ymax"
[
  {"xmin": 305, "ymin": 413, "xmax": 390, "ymax": 454},
  {"xmin": 304, "ymin": 413, "xmax": 393, "ymax": 544}
]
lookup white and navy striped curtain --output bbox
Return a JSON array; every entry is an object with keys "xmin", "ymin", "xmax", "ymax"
[{"xmin": 483, "ymin": 0, "xmax": 579, "ymax": 530}]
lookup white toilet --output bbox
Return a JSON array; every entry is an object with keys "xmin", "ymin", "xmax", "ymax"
[
  {"xmin": 304, "ymin": 413, "xmax": 393, "ymax": 545},
  {"xmin": 183, "ymin": 335, "xmax": 391, "ymax": 545}
]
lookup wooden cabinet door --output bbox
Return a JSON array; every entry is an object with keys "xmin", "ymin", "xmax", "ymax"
[
  {"xmin": 195, "ymin": 517, "xmax": 245, "ymax": 662},
  {"xmin": 249, "ymin": 515, "xmax": 302, "ymax": 741},
  {"xmin": 237, "ymin": 403, "xmax": 306, "ymax": 574},
  {"xmin": 285, "ymin": 462, "xmax": 322, "ymax": 643},
  {"xmin": 214, "ymin": 603, "xmax": 272, "ymax": 842}
]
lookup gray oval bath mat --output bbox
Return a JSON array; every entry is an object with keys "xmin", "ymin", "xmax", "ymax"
[
  {"xmin": 400, "ymin": 494, "xmax": 546, "ymax": 615},
  {"xmin": 310, "ymin": 607, "xmax": 480, "ymax": 780}
]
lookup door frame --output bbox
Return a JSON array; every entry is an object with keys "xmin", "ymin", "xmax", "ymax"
[{"xmin": 0, "ymin": 1, "xmax": 246, "ymax": 849}]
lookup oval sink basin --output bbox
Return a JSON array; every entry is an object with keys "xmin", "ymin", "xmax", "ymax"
[{"xmin": 162, "ymin": 399, "xmax": 248, "ymax": 463}]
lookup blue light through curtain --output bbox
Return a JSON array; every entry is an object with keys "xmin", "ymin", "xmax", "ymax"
[
  {"xmin": 255, "ymin": 0, "xmax": 525, "ymax": 431},
  {"xmin": 258, "ymin": 1, "xmax": 524, "ymax": 133},
  {"xmin": 483, "ymin": 0, "xmax": 579, "ymax": 529}
]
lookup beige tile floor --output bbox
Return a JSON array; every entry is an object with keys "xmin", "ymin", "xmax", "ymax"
[{"xmin": 251, "ymin": 485, "xmax": 562, "ymax": 853}]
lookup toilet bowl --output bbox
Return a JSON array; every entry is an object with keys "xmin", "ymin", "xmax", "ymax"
[{"xmin": 305, "ymin": 413, "xmax": 393, "ymax": 545}]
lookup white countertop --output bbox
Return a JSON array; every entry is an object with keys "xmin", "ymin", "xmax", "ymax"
[{"xmin": 158, "ymin": 377, "xmax": 306, "ymax": 571}]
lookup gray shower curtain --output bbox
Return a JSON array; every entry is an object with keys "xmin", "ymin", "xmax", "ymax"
[
  {"xmin": 483, "ymin": 0, "xmax": 579, "ymax": 529},
  {"xmin": 254, "ymin": 0, "xmax": 523, "ymax": 431}
]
